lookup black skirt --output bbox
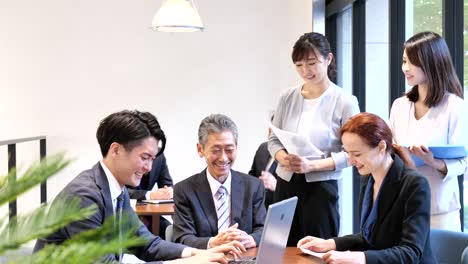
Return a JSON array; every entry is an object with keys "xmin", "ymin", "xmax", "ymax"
[{"xmin": 274, "ymin": 174, "xmax": 339, "ymax": 246}]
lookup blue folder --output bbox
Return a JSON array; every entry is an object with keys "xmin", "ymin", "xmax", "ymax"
[{"xmin": 404, "ymin": 145, "xmax": 467, "ymax": 167}]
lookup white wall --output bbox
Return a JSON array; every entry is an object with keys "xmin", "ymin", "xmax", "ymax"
[{"xmin": 0, "ymin": 0, "xmax": 313, "ymax": 211}]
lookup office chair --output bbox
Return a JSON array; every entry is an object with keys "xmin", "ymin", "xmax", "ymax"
[
  {"xmin": 165, "ymin": 224, "xmax": 174, "ymax": 242},
  {"xmin": 430, "ymin": 228, "xmax": 468, "ymax": 264},
  {"xmin": 462, "ymin": 246, "xmax": 468, "ymax": 264}
]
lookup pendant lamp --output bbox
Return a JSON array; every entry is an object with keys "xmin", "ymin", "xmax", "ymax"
[{"xmin": 152, "ymin": 0, "xmax": 204, "ymax": 32}]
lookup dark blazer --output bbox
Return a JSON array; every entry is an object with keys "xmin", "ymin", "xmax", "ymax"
[
  {"xmin": 34, "ymin": 163, "xmax": 186, "ymax": 263},
  {"xmin": 127, "ymin": 153, "xmax": 173, "ymax": 200},
  {"xmin": 248, "ymin": 141, "xmax": 278, "ymax": 208},
  {"xmin": 333, "ymin": 156, "xmax": 436, "ymax": 264},
  {"xmin": 172, "ymin": 169, "xmax": 266, "ymax": 249}
]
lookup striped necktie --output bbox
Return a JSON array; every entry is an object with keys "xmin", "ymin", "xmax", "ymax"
[
  {"xmin": 215, "ymin": 186, "xmax": 229, "ymax": 232},
  {"xmin": 116, "ymin": 192, "xmax": 124, "ymax": 263}
]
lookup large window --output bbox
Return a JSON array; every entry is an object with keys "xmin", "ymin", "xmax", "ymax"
[
  {"xmin": 412, "ymin": 0, "xmax": 443, "ymax": 35},
  {"xmin": 365, "ymin": 0, "xmax": 389, "ymax": 118},
  {"xmin": 406, "ymin": 0, "xmax": 443, "ymax": 92},
  {"xmin": 335, "ymin": 6, "xmax": 354, "ymax": 236},
  {"xmin": 328, "ymin": 0, "xmax": 466, "ymax": 233},
  {"xmin": 464, "ymin": 0, "xmax": 468, "ymax": 91},
  {"xmin": 336, "ymin": 8, "xmax": 353, "ymax": 95},
  {"xmin": 464, "ymin": 0, "xmax": 468, "ymax": 231}
]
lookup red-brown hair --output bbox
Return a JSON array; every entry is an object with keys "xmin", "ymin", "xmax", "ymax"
[{"xmin": 340, "ymin": 112, "xmax": 393, "ymax": 153}]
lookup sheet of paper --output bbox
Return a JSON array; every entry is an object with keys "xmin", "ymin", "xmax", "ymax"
[
  {"xmin": 122, "ymin": 253, "xmax": 145, "ymax": 263},
  {"xmin": 141, "ymin": 199, "xmax": 174, "ymax": 204},
  {"xmin": 269, "ymin": 124, "xmax": 324, "ymax": 180},
  {"xmin": 269, "ymin": 124, "xmax": 324, "ymax": 157},
  {"xmin": 299, "ymin": 247, "xmax": 326, "ymax": 258}
]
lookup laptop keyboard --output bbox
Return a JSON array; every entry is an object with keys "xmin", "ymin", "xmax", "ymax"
[
  {"xmin": 228, "ymin": 260, "xmax": 255, "ymax": 264},
  {"xmin": 228, "ymin": 256, "xmax": 256, "ymax": 264}
]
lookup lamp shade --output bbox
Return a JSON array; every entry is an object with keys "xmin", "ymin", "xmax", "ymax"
[{"xmin": 152, "ymin": 0, "xmax": 204, "ymax": 32}]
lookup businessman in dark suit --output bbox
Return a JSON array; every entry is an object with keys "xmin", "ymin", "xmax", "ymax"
[
  {"xmin": 173, "ymin": 114, "xmax": 266, "ymax": 250},
  {"xmin": 248, "ymin": 141, "xmax": 278, "ymax": 208},
  {"xmin": 34, "ymin": 110, "xmax": 244, "ymax": 263},
  {"xmin": 127, "ymin": 153, "xmax": 173, "ymax": 238}
]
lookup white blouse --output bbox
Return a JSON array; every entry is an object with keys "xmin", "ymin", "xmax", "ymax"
[
  {"xmin": 389, "ymin": 93, "xmax": 468, "ymax": 214},
  {"xmin": 297, "ymin": 98, "xmax": 319, "ymax": 137}
]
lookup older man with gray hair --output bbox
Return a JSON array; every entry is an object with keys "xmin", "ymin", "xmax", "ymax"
[{"xmin": 173, "ymin": 114, "xmax": 266, "ymax": 249}]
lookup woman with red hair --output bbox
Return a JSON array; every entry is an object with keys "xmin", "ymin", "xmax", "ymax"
[{"xmin": 297, "ymin": 112, "xmax": 435, "ymax": 264}]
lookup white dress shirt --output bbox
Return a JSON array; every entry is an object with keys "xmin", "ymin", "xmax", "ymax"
[
  {"xmin": 206, "ymin": 169, "xmax": 232, "ymax": 226},
  {"xmin": 100, "ymin": 161, "xmax": 194, "ymax": 259},
  {"xmin": 206, "ymin": 169, "xmax": 232, "ymax": 248},
  {"xmin": 100, "ymin": 160, "xmax": 124, "ymax": 212}
]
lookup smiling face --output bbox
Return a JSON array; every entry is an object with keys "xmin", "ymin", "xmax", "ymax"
[
  {"xmin": 110, "ymin": 137, "xmax": 158, "ymax": 188},
  {"xmin": 294, "ymin": 50, "xmax": 331, "ymax": 86},
  {"xmin": 197, "ymin": 131, "xmax": 237, "ymax": 183},
  {"xmin": 402, "ymin": 49, "xmax": 427, "ymax": 87},
  {"xmin": 342, "ymin": 132, "xmax": 386, "ymax": 176}
]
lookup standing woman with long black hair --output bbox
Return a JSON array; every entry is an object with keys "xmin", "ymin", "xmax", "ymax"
[
  {"xmin": 390, "ymin": 31, "xmax": 468, "ymax": 231},
  {"xmin": 269, "ymin": 32, "xmax": 360, "ymax": 246}
]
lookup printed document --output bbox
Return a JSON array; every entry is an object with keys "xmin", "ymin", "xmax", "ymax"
[
  {"xmin": 269, "ymin": 124, "xmax": 323, "ymax": 157},
  {"xmin": 270, "ymin": 124, "xmax": 324, "ymax": 180}
]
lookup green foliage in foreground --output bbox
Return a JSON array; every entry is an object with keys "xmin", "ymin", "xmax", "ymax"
[
  {"xmin": 0, "ymin": 153, "xmax": 145, "ymax": 263},
  {"xmin": 18, "ymin": 213, "xmax": 146, "ymax": 264},
  {"xmin": 0, "ymin": 152, "xmax": 71, "ymax": 206},
  {"xmin": 0, "ymin": 197, "xmax": 96, "ymax": 254}
]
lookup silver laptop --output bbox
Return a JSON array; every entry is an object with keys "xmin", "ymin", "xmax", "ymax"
[{"xmin": 230, "ymin": 196, "xmax": 298, "ymax": 264}]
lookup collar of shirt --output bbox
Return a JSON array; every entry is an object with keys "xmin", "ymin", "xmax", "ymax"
[
  {"xmin": 206, "ymin": 169, "xmax": 231, "ymax": 198},
  {"xmin": 100, "ymin": 160, "xmax": 124, "ymax": 211}
]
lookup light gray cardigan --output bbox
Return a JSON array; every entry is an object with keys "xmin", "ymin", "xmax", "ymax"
[{"xmin": 268, "ymin": 83, "xmax": 360, "ymax": 182}]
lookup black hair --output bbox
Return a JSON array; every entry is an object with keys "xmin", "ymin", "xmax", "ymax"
[
  {"xmin": 96, "ymin": 110, "xmax": 166, "ymax": 157},
  {"xmin": 292, "ymin": 32, "xmax": 336, "ymax": 80},
  {"xmin": 404, "ymin": 31, "xmax": 463, "ymax": 106}
]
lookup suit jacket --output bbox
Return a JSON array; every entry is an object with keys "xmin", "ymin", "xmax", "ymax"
[
  {"xmin": 34, "ymin": 163, "xmax": 186, "ymax": 263},
  {"xmin": 172, "ymin": 169, "xmax": 266, "ymax": 249},
  {"xmin": 333, "ymin": 156, "xmax": 436, "ymax": 264},
  {"xmin": 127, "ymin": 153, "xmax": 173, "ymax": 200},
  {"xmin": 248, "ymin": 141, "xmax": 278, "ymax": 208}
]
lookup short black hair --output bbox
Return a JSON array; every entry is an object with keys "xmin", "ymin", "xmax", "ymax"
[{"xmin": 96, "ymin": 110, "xmax": 166, "ymax": 157}]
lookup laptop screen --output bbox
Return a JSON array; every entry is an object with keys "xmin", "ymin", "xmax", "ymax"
[{"xmin": 255, "ymin": 196, "xmax": 298, "ymax": 263}]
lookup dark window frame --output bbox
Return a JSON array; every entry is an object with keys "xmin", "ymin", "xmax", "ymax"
[
  {"xmin": 326, "ymin": 0, "xmax": 365, "ymax": 234},
  {"xmin": 327, "ymin": 0, "xmax": 465, "ymax": 233}
]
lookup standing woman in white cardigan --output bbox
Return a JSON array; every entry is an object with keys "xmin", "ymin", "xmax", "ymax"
[
  {"xmin": 269, "ymin": 32, "xmax": 360, "ymax": 246},
  {"xmin": 390, "ymin": 31, "xmax": 467, "ymax": 231}
]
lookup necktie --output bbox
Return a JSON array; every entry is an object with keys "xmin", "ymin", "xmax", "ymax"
[
  {"xmin": 116, "ymin": 192, "xmax": 124, "ymax": 263},
  {"xmin": 215, "ymin": 186, "xmax": 229, "ymax": 232},
  {"xmin": 268, "ymin": 160, "xmax": 278, "ymax": 175}
]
